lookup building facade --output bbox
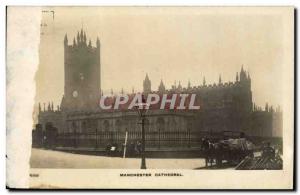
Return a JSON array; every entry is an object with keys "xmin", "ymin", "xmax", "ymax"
[{"xmin": 33, "ymin": 30, "xmax": 283, "ymax": 150}]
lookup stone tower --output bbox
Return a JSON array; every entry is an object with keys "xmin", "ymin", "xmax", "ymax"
[{"xmin": 61, "ymin": 29, "xmax": 101, "ymax": 111}]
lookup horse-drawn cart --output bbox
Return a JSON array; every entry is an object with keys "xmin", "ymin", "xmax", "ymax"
[{"xmin": 201, "ymin": 132, "xmax": 255, "ymax": 168}]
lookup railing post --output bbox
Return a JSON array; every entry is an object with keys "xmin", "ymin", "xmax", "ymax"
[
  {"xmin": 141, "ymin": 117, "xmax": 146, "ymax": 169},
  {"xmin": 74, "ymin": 130, "xmax": 77, "ymax": 148},
  {"xmin": 188, "ymin": 129, "xmax": 191, "ymax": 148},
  {"xmin": 158, "ymin": 128, "xmax": 161, "ymax": 149},
  {"xmin": 95, "ymin": 128, "xmax": 98, "ymax": 149},
  {"xmin": 99, "ymin": 130, "xmax": 101, "ymax": 148}
]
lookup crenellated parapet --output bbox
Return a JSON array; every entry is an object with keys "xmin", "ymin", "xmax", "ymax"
[
  {"xmin": 137, "ymin": 66, "xmax": 253, "ymax": 113},
  {"xmin": 38, "ymin": 102, "xmax": 61, "ymax": 113},
  {"xmin": 149, "ymin": 66, "xmax": 251, "ymax": 95},
  {"xmin": 64, "ymin": 29, "xmax": 100, "ymax": 55}
]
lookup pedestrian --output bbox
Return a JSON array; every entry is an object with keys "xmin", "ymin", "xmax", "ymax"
[
  {"xmin": 136, "ymin": 141, "xmax": 142, "ymax": 156},
  {"xmin": 128, "ymin": 142, "xmax": 135, "ymax": 157},
  {"xmin": 215, "ymin": 142, "xmax": 224, "ymax": 168},
  {"xmin": 201, "ymin": 138, "xmax": 210, "ymax": 167}
]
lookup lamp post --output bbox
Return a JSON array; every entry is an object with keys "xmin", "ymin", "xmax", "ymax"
[{"xmin": 134, "ymin": 95, "xmax": 148, "ymax": 169}]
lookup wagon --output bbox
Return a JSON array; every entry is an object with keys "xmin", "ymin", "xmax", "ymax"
[{"xmin": 208, "ymin": 138, "xmax": 255, "ymax": 167}]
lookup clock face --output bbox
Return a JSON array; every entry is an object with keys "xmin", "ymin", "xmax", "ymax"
[{"xmin": 72, "ymin": 90, "xmax": 78, "ymax": 98}]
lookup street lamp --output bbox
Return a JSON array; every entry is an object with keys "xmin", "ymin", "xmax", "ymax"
[{"xmin": 134, "ymin": 95, "xmax": 149, "ymax": 169}]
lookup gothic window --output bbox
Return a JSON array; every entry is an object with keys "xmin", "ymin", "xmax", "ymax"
[
  {"xmin": 103, "ymin": 120, "xmax": 109, "ymax": 132},
  {"xmin": 87, "ymin": 119, "xmax": 97, "ymax": 132},
  {"xmin": 72, "ymin": 121, "xmax": 77, "ymax": 133},
  {"xmin": 82, "ymin": 121, "xmax": 86, "ymax": 132},
  {"xmin": 87, "ymin": 119, "xmax": 91, "ymax": 131},
  {"xmin": 97, "ymin": 120, "xmax": 101, "ymax": 131},
  {"xmin": 170, "ymin": 118, "xmax": 177, "ymax": 131},
  {"xmin": 115, "ymin": 120, "xmax": 122, "ymax": 131},
  {"xmin": 157, "ymin": 117, "xmax": 165, "ymax": 131},
  {"xmin": 68, "ymin": 122, "xmax": 72, "ymax": 133},
  {"xmin": 45, "ymin": 122, "xmax": 53, "ymax": 131},
  {"xmin": 130, "ymin": 120, "xmax": 136, "ymax": 131}
]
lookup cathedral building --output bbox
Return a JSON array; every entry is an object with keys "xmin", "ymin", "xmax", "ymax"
[{"xmin": 33, "ymin": 30, "xmax": 282, "ymax": 150}]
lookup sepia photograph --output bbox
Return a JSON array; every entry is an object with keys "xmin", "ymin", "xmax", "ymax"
[{"xmin": 6, "ymin": 6, "xmax": 294, "ymax": 189}]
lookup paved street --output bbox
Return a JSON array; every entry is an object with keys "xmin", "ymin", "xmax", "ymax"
[{"xmin": 30, "ymin": 148, "xmax": 205, "ymax": 169}]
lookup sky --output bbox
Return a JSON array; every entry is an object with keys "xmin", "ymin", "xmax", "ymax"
[{"xmin": 35, "ymin": 7, "xmax": 288, "ymax": 109}]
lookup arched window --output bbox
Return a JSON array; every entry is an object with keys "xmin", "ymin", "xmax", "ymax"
[
  {"xmin": 103, "ymin": 120, "xmax": 109, "ymax": 132},
  {"xmin": 87, "ymin": 119, "xmax": 97, "ymax": 132},
  {"xmin": 72, "ymin": 121, "xmax": 77, "ymax": 133},
  {"xmin": 170, "ymin": 118, "xmax": 177, "ymax": 131},
  {"xmin": 115, "ymin": 120, "xmax": 122, "ymax": 131},
  {"xmin": 130, "ymin": 120, "xmax": 136, "ymax": 131},
  {"xmin": 82, "ymin": 121, "xmax": 86, "ymax": 132},
  {"xmin": 157, "ymin": 117, "xmax": 165, "ymax": 131}
]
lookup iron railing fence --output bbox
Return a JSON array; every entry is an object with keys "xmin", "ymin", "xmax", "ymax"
[{"xmin": 55, "ymin": 130, "xmax": 217, "ymax": 149}]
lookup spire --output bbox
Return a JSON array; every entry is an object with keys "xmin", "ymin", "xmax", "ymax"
[
  {"xmin": 47, "ymin": 102, "xmax": 51, "ymax": 111},
  {"xmin": 145, "ymin": 73, "xmax": 150, "ymax": 81},
  {"xmin": 73, "ymin": 38, "xmax": 76, "ymax": 46},
  {"xmin": 203, "ymin": 77, "xmax": 206, "ymax": 86},
  {"xmin": 43, "ymin": 103, "xmax": 46, "ymax": 111},
  {"xmin": 265, "ymin": 103, "xmax": 269, "ymax": 112},
  {"xmin": 64, "ymin": 34, "xmax": 68, "ymax": 46},
  {"xmin": 158, "ymin": 79, "xmax": 166, "ymax": 93},
  {"xmin": 51, "ymin": 102, "xmax": 54, "ymax": 111},
  {"xmin": 96, "ymin": 37, "xmax": 100, "ymax": 48},
  {"xmin": 121, "ymin": 88, "xmax": 124, "ymax": 94},
  {"xmin": 178, "ymin": 81, "xmax": 182, "ymax": 90},
  {"xmin": 38, "ymin": 103, "xmax": 41, "ymax": 112},
  {"xmin": 236, "ymin": 72, "xmax": 239, "ymax": 82},
  {"xmin": 80, "ymin": 29, "xmax": 83, "ymax": 42},
  {"xmin": 88, "ymin": 39, "xmax": 92, "ymax": 47},
  {"xmin": 240, "ymin": 65, "xmax": 247, "ymax": 81},
  {"xmin": 187, "ymin": 80, "xmax": 191, "ymax": 89},
  {"xmin": 132, "ymin": 87, "xmax": 135, "ymax": 94},
  {"xmin": 219, "ymin": 74, "xmax": 222, "ymax": 84},
  {"xmin": 83, "ymin": 32, "xmax": 87, "ymax": 43},
  {"xmin": 143, "ymin": 73, "xmax": 151, "ymax": 93},
  {"xmin": 77, "ymin": 31, "xmax": 80, "ymax": 43},
  {"xmin": 111, "ymin": 89, "xmax": 114, "ymax": 95},
  {"xmin": 57, "ymin": 105, "xmax": 59, "ymax": 111}
]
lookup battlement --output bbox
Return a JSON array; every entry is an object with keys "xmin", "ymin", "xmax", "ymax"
[
  {"xmin": 158, "ymin": 79, "xmax": 249, "ymax": 94},
  {"xmin": 146, "ymin": 67, "xmax": 251, "ymax": 95},
  {"xmin": 38, "ymin": 102, "xmax": 61, "ymax": 114},
  {"xmin": 64, "ymin": 29, "xmax": 100, "ymax": 53}
]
